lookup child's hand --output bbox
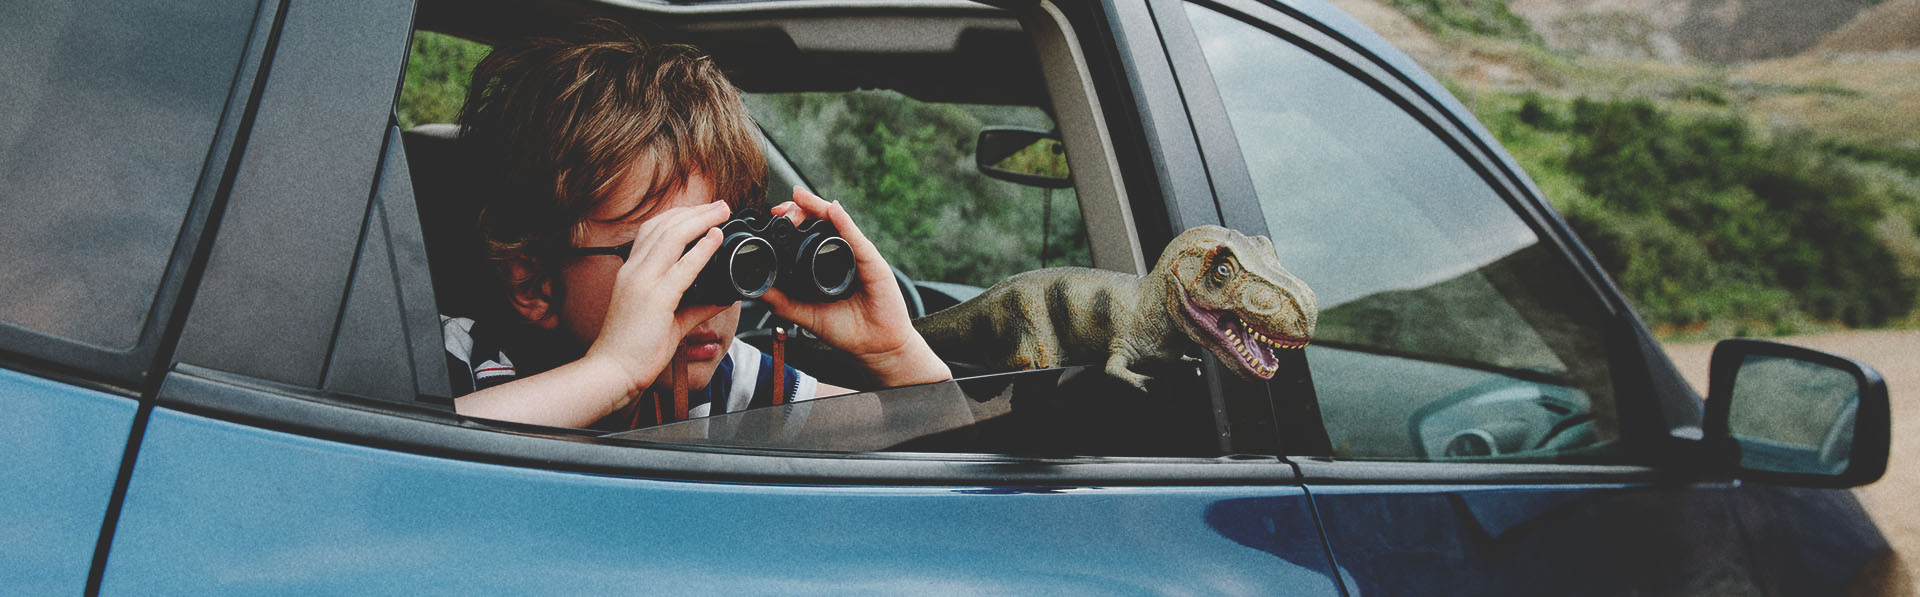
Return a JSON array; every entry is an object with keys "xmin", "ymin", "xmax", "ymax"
[
  {"xmin": 763, "ymin": 187, "xmax": 952, "ymax": 387},
  {"xmin": 583, "ymin": 201, "xmax": 733, "ymax": 395}
]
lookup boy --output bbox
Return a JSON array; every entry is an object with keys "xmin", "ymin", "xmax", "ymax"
[{"xmin": 443, "ymin": 22, "xmax": 950, "ymax": 429}]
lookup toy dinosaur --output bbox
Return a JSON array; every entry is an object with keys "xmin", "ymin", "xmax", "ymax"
[{"xmin": 912, "ymin": 225, "xmax": 1317, "ymax": 389}]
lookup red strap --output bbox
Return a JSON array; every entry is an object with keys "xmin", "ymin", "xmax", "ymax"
[
  {"xmin": 771, "ymin": 327, "xmax": 788, "ymax": 406},
  {"xmin": 629, "ymin": 388, "xmax": 661, "ymax": 430},
  {"xmin": 671, "ymin": 356, "xmax": 690, "ymax": 423}
]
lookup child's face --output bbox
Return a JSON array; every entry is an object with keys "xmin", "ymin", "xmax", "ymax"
[{"xmin": 556, "ymin": 170, "xmax": 741, "ymax": 391}]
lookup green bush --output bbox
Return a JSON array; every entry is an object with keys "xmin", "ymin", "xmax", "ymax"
[
  {"xmin": 398, "ymin": 31, "xmax": 489, "ymax": 129},
  {"xmin": 747, "ymin": 91, "xmax": 1091, "ymax": 289},
  {"xmin": 1386, "ymin": 0, "xmax": 1541, "ymax": 43},
  {"xmin": 1490, "ymin": 94, "xmax": 1919, "ymax": 333}
]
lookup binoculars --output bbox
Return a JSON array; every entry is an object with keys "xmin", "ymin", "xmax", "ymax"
[{"xmin": 682, "ymin": 209, "xmax": 859, "ymax": 306}]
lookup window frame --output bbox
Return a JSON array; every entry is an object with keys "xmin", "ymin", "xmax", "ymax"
[
  {"xmin": 0, "ymin": 0, "xmax": 281, "ymax": 394},
  {"xmin": 1151, "ymin": 0, "xmax": 1711, "ymax": 478}
]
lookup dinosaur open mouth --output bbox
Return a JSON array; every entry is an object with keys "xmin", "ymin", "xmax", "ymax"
[{"xmin": 1180, "ymin": 299, "xmax": 1308, "ymax": 380}]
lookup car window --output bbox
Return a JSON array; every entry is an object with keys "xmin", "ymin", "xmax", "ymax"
[
  {"xmin": 746, "ymin": 92, "xmax": 1093, "ymax": 294},
  {"xmin": 398, "ymin": 16, "xmax": 1222, "ymax": 457},
  {"xmin": 1185, "ymin": 3, "xmax": 1623, "ymax": 463},
  {"xmin": 0, "ymin": 1, "xmax": 255, "ymax": 349}
]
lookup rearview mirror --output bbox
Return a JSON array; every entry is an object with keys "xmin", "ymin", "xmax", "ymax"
[
  {"xmin": 1704, "ymin": 339, "xmax": 1889, "ymax": 488},
  {"xmin": 976, "ymin": 127, "xmax": 1071, "ymax": 188}
]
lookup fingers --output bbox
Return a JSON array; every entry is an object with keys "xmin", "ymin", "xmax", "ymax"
[
  {"xmin": 789, "ymin": 188, "xmax": 891, "ymax": 292},
  {"xmin": 757, "ymin": 286, "xmax": 796, "ymax": 316},
  {"xmin": 651, "ymin": 201, "xmax": 731, "ymax": 248},
  {"xmin": 620, "ymin": 202, "xmax": 730, "ymax": 274},
  {"xmin": 661, "ymin": 228, "xmax": 722, "ymax": 287},
  {"xmin": 771, "ymin": 199, "xmax": 805, "ymax": 225},
  {"xmin": 792, "ymin": 188, "xmax": 878, "ymax": 258}
]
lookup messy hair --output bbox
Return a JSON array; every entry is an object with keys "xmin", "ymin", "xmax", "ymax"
[{"xmin": 460, "ymin": 19, "xmax": 767, "ymax": 308}]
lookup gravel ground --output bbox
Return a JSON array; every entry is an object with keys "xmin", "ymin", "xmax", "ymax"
[{"xmin": 1666, "ymin": 329, "xmax": 1919, "ymax": 594}]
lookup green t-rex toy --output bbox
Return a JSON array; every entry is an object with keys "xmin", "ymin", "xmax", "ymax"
[{"xmin": 912, "ymin": 225, "xmax": 1318, "ymax": 389}]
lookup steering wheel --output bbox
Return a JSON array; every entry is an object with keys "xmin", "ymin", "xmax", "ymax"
[{"xmin": 893, "ymin": 264, "xmax": 926, "ymax": 320}]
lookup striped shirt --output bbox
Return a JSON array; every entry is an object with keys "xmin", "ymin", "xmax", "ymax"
[{"xmin": 441, "ymin": 315, "xmax": 817, "ymax": 430}]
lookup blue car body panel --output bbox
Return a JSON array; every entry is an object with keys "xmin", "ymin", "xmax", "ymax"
[
  {"xmin": 0, "ymin": 370, "xmax": 136, "ymax": 594},
  {"xmin": 1719, "ymin": 483, "xmax": 1894, "ymax": 592},
  {"xmin": 104, "ymin": 407, "xmax": 1341, "ymax": 593},
  {"xmin": 1308, "ymin": 481, "xmax": 1891, "ymax": 594},
  {"xmin": 1307, "ymin": 484, "xmax": 1764, "ymax": 594}
]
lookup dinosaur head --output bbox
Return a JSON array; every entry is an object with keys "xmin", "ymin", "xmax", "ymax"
[{"xmin": 1157, "ymin": 226, "xmax": 1318, "ymax": 381}]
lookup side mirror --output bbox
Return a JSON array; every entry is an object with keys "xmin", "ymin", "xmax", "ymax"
[
  {"xmin": 1703, "ymin": 339, "xmax": 1889, "ymax": 488},
  {"xmin": 976, "ymin": 127, "xmax": 1071, "ymax": 188}
]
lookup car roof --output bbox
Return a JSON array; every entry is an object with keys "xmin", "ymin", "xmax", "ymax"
[{"xmin": 415, "ymin": 0, "xmax": 1046, "ymax": 106}]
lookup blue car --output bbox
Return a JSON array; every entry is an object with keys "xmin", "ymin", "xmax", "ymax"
[{"xmin": 3, "ymin": 0, "xmax": 1894, "ymax": 593}]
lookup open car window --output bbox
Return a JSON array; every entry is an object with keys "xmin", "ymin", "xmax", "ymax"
[{"xmin": 398, "ymin": 6, "xmax": 1230, "ymax": 458}]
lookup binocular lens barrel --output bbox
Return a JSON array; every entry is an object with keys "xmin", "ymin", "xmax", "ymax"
[
  {"xmin": 726, "ymin": 235, "xmax": 778, "ymax": 298},
  {"xmin": 802, "ymin": 236, "xmax": 856, "ymax": 298}
]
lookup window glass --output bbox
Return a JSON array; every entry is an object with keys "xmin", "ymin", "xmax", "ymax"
[
  {"xmin": 746, "ymin": 92, "xmax": 1092, "ymax": 294},
  {"xmin": 0, "ymin": 1, "xmax": 255, "ymax": 348},
  {"xmin": 1186, "ymin": 4, "xmax": 1621, "ymax": 462}
]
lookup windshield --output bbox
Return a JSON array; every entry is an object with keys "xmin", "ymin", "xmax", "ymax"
[{"xmin": 745, "ymin": 91, "xmax": 1092, "ymax": 291}]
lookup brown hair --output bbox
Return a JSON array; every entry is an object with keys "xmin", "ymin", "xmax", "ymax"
[{"xmin": 460, "ymin": 20, "xmax": 766, "ymax": 309}]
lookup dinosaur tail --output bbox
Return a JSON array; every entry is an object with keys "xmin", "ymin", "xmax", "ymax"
[{"xmin": 911, "ymin": 305, "xmax": 989, "ymax": 364}]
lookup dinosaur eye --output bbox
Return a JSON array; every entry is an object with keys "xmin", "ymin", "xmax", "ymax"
[{"xmin": 1213, "ymin": 262, "xmax": 1232, "ymax": 279}]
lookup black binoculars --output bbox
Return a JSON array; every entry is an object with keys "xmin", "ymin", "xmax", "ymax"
[{"xmin": 682, "ymin": 209, "xmax": 859, "ymax": 306}]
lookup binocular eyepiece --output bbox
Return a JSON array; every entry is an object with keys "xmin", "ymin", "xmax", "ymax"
[{"xmin": 682, "ymin": 209, "xmax": 859, "ymax": 307}]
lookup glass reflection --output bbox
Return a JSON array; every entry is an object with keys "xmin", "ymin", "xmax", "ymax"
[{"xmin": 1728, "ymin": 355, "xmax": 1858, "ymax": 475}]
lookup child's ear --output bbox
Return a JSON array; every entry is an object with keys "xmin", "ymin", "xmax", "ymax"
[{"xmin": 506, "ymin": 261, "xmax": 559, "ymax": 330}]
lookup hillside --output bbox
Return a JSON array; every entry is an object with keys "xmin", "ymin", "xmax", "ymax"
[
  {"xmin": 1331, "ymin": 0, "xmax": 1920, "ymax": 337},
  {"xmin": 1506, "ymin": 0, "xmax": 1881, "ymax": 62},
  {"xmin": 1815, "ymin": 0, "xmax": 1920, "ymax": 52}
]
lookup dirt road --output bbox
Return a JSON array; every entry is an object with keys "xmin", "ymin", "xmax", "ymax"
[{"xmin": 1665, "ymin": 329, "xmax": 1918, "ymax": 592}]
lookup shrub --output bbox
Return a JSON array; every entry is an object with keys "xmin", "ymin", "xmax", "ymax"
[{"xmin": 1517, "ymin": 95, "xmax": 1920, "ymax": 331}]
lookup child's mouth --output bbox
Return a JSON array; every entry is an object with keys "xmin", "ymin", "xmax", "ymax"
[{"xmin": 678, "ymin": 331, "xmax": 725, "ymax": 361}]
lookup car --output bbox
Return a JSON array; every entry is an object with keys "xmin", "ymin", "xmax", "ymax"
[{"xmin": 1, "ymin": 0, "xmax": 1895, "ymax": 593}]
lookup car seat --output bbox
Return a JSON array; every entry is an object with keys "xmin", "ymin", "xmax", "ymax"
[{"xmin": 401, "ymin": 123, "xmax": 516, "ymax": 325}]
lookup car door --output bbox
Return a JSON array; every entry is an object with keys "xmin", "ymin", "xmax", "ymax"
[
  {"xmin": 1149, "ymin": 0, "xmax": 1890, "ymax": 594},
  {"xmin": 92, "ymin": 0, "xmax": 1345, "ymax": 592},
  {"xmin": 0, "ymin": 1, "xmax": 274, "ymax": 592}
]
